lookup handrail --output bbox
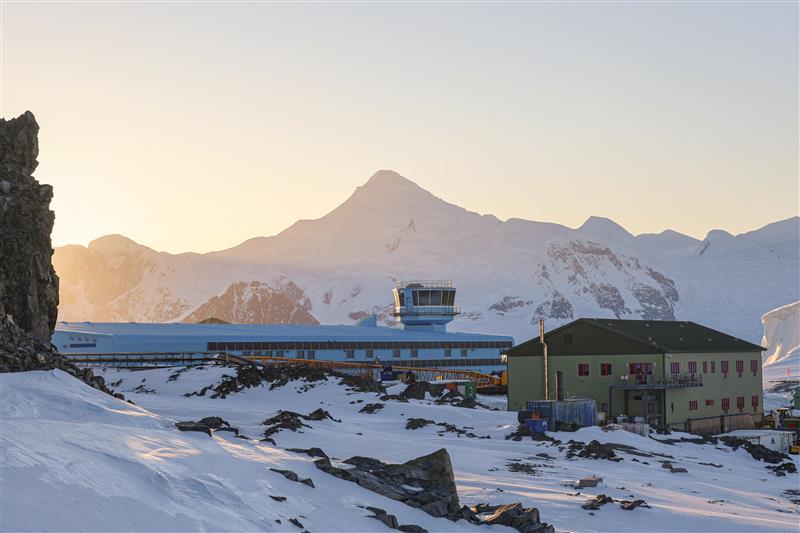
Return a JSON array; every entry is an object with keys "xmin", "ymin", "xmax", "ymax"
[
  {"xmin": 388, "ymin": 305, "xmax": 461, "ymax": 316},
  {"xmin": 394, "ymin": 281, "xmax": 453, "ymax": 289}
]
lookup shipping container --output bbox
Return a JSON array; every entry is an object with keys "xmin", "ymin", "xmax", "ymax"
[{"xmin": 524, "ymin": 399, "xmax": 597, "ymax": 429}]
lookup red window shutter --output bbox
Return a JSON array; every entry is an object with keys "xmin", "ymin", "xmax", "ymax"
[
  {"xmin": 722, "ymin": 398, "xmax": 730, "ymax": 412},
  {"xmin": 702, "ymin": 361, "xmax": 708, "ymax": 374},
  {"xmin": 750, "ymin": 360, "xmax": 758, "ymax": 376},
  {"xmin": 578, "ymin": 364, "xmax": 589, "ymax": 377},
  {"xmin": 736, "ymin": 397, "xmax": 745, "ymax": 413},
  {"xmin": 711, "ymin": 361, "xmax": 716, "ymax": 373},
  {"xmin": 721, "ymin": 361, "xmax": 729, "ymax": 376},
  {"xmin": 688, "ymin": 362, "xmax": 697, "ymax": 374},
  {"xmin": 670, "ymin": 362, "xmax": 680, "ymax": 375},
  {"xmin": 689, "ymin": 400, "xmax": 698, "ymax": 411},
  {"xmin": 735, "ymin": 360, "xmax": 744, "ymax": 377}
]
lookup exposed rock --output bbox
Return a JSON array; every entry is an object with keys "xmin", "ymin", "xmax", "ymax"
[
  {"xmin": 316, "ymin": 448, "xmax": 553, "ymax": 532},
  {"xmin": 566, "ymin": 440, "xmax": 622, "ymax": 461},
  {"xmin": 359, "ymin": 403, "xmax": 385, "ymax": 414},
  {"xmin": 262, "ymin": 409, "xmax": 339, "ymax": 441},
  {"xmin": 0, "ymin": 112, "xmax": 124, "ymax": 400},
  {"xmin": 269, "ymin": 468, "xmax": 315, "ymax": 488},
  {"xmin": 286, "ymin": 447, "xmax": 329, "ymax": 459},
  {"xmin": 505, "ymin": 424, "xmax": 560, "ymax": 443},
  {"xmin": 269, "ymin": 495, "xmax": 286, "ymax": 502},
  {"xmin": 0, "ymin": 112, "xmax": 58, "ymax": 346},
  {"xmin": 619, "ymin": 499, "xmax": 650, "ymax": 511},
  {"xmin": 288, "ymin": 517, "xmax": 304, "ymax": 529},
  {"xmin": 175, "ymin": 416, "xmax": 240, "ymax": 437},
  {"xmin": 581, "ymin": 494, "xmax": 613, "ymax": 510}
]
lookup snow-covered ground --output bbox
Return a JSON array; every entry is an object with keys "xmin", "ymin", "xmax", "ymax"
[{"xmin": 2, "ymin": 366, "xmax": 799, "ymax": 532}]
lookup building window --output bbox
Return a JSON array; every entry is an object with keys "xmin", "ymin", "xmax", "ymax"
[
  {"xmin": 365, "ymin": 349, "xmax": 374, "ymax": 358},
  {"xmin": 705, "ymin": 399, "xmax": 715, "ymax": 406},
  {"xmin": 736, "ymin": 396, "xmax": 745, "ymax": 413},
  {"xmin": 702, "ymin": 361, "xmax": 708, "ymax": 374},
  {"xmin": 460, "ymin": 349, "xmax": 468, "ymax": 357},
  {"xmin": 600, "ymin": 402, "xmax": 608, "ymax": 412},
  {"xmin": 276, "ymin": 350, "xmax": 284, "ymax": 357},
  {"xmin": 578, "ymin": 363, "xmax": 589, "ymax": 377},
  {"xmin": 670, "ymin": 362, "xmax": 680, "ymax": 375},
  {"xmin": 647, "ymin": 403, "xmax": 655, "ymax": 413},
  {"xmin": 411, "ymin": 349, "xmax": 418, "ymax": 358},
  {"xmin": 346, "ymin": 350, "xmax": 355, "ymax": 359},
  {"xmin": 307, "ymin": 350, "xmax": 316, "ymax": 360},
  {"xmin": 670, "ymin": 402, "xmax": 675, "ymax": 413},
  {"xmin": 720, "ymin": 360, "xmax": 729, "ymax": 377},
  {"xmin": 710, "ymin": 361, "xmax": 716, "ymax": 373},
  {"xmin": 721, "ymin": 398, "xmax": 730, "ymax": 413},
  {"xmin": 750, "ymin": 359, "xmax": 758, "ymax": 376},
  {"xmin": 688, "ymin": 361, "xmax": 697, "ymax": 374},
  {"xmin": 689, "ymin": 400, "xmax": 698, "ymax": 411},
  {"xmin": 751, "ymin": 395, "xmax": 759, "ymax": 409},
  {"xmin": 735, "ymin": 360, "xmax": 744, "ymax": 377},
  {"xmin": 392, "ymin": 349, "xmax": 400, "ymax": 359},
  {"xmin": 297, "ymin": 350, "xmax": 305, "ymax": 359},
  {"xmin": 444, "ymin": 349, "xmax": 452, "ymax": 358},
  {"xmin": 600, "ymin": 363, "xmax": 612, "ymax": 376}
]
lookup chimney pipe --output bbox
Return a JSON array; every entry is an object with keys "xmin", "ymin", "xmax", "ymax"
[{"xmin": 539, "ymin": 319, "xmax": 549, "ymax": 400}]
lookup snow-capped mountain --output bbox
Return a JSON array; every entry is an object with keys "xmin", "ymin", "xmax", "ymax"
[
  {"xmin": 761, "ymin": 301, "xmax": 799, "ymax": 380},
  {"xmin": 182, "ymin": 280, "xmax": 318, "ymax": 325},
  {"xmin": 53, "ymin": 170, "xmax": 799, "ymax": 344}
]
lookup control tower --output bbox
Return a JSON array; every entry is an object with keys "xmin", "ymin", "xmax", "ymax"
[{"xmin": 389, "ymin": 281, "xmax": 461, "ymax": 332}]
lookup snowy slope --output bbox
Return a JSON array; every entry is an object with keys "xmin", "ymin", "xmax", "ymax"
[
  {"xmin": 0, "ymin": 370, "xmax": 491, "ymax": 533},
  {"xmin": 53, "ymin": 171, "xmax": 800, "ymax": 343},
  {"xmin": 5, "ymin": 365, "xmax": 796, "ymax": 532},
  {"xmin": 761, "ymin": 302, "xmax": 799, "ymax": 410}
]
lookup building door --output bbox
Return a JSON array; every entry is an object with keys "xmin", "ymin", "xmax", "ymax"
[{"xmin": 629, "ymin": 363, "xmax": 653, "ymax": 385}]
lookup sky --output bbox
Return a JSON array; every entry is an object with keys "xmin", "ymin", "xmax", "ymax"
[{"xmin": 2, "ymin": 2, "xmax": 798, "ymax": 254}]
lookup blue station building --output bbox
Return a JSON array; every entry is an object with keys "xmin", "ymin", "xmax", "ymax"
[{"xmin": 54, "ymin": 281, "xmax": 513, "ymax": 372}]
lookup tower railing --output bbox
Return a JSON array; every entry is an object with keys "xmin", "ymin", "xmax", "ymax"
[
  {"xmin": 388, "ymin": 304, "xmax": 462, "ymax": 316},
  {"xmin": 394, "ymin": 280, "xmax": 453, "ymax": 289}
]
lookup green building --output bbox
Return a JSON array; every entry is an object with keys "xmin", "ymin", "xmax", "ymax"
[{"xmin": 506, "ymin": 319, "xmax": 765, "ymax": 432}]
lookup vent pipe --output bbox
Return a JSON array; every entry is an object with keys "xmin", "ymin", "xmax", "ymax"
[{"xmin": 539, "ymin": 319, "xmax": 549, "ymax": 400}]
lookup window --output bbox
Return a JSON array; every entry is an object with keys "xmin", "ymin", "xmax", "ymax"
[
  {"xmin": 346, "ymin": 350, "xmax": 355, "ymax": 359},
  {"xmin": 702, "ymin": 361, "xmax": 708, "ymax": 374},
  {"xmin": 750, "ymin": 360, "xmax": 758, "ymax": 376},
  {"xmin": 307, "ymin": 350, "xmax": 316, "ymax": 360},
  {"xmin": 365, "ymin": 349, "xmax": 374, "ymax": 358},
  {"xmin": 296, "ymin": 350, "xmax": 305, "ymax": 359},
  {"xmin": 736, "ymin": 396, "xmax": 745, "ymax": 413},
  {"xmin": 710, "ymin": 361, "xmax": 716, "ymax": 373},
  {"xmin": 670, "ymin": 362, "xmax": 680, "ymax": 375},
  {"xmin": 276, "ymin": 350, "xmax": 284, "ymax": 357},
  {"xmin": 647, "ymin": 403, "xmax": 655, "ymax": 413},
  {"xmin": 721, "ymin": 398, "xmax": 730, "ymax": 413},
  {"xmin": 720, "ymin": 360, "xmax": 729, "ymax": 377},
  {"xmin": 600, "ymin": 363, "xmax": 612, "ymax": 376},
  {"xmin": 689, "ymin": 400, "xmax": 698, "ymax": 411},
  {"xmin": 670, "ymin": 402, "xmax": 675, "ymax": 413},
  {"xmin": 751, "ymin": 395, "xmax": 759, "ymax": 409},
  {"xmin": 600, "ymin": 402, "xmax": 608, "ymax": 412},
  {"xmin": 460, "ymin": 349, "xmax": 468, "ymax": 357},
  {"xmin": 392, "ymin": 349, "xmax": 400, "ymax": 359},
  {"xmin": 705, "ymin": 399, "xmax": 714, "ymax": 406},
  {"xmin": 411, "ymin": 349, "xmax": 418, "ymax": 358},
  {"xmin": 578, "ymin": 363, "xmax": 589, "ymax": 377},
  {"xmin": 444, "ymin": 349, "xmax": 452, "ymax": 358},
  {"xmin": 735, "ymin": 360, "xmax": 744, "ymax": 377},
  {"xmin": 688, "ymin": 361, "xmax": 697, "ymax": 374}
]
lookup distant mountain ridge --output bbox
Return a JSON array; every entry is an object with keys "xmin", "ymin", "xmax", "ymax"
[{"xmin": 53, "ymin": 170, "xmax": 800, "ymax": 343}]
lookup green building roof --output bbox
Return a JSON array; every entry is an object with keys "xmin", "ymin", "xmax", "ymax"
[{"xmin": 506, "ymin": 318, "xmax": 765, "ymax": 356}]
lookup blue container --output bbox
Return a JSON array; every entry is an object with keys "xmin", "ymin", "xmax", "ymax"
[
  {"xmin": 380, "ymin": 370, "xmax": 397, "ymax": 381},
  {"xmin": 524, "ymin": 419, "xmax": 548, "ymax": 433},
  {"xmin": 524, "ymin": 399, "xmax": 596, "ymax": 428}
]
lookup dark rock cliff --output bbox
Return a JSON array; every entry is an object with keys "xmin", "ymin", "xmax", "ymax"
[
  {"xmin": 0, "ymin": 111, "xmax": 122, "ymax": 398},
  {"xmin": 0, "ymin": 111, "xmax": 59, "ymax": 344}
]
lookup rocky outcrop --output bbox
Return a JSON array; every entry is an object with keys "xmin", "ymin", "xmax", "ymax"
[
  {"xmin": 182, "ymin": 280, "xmax": 318, "ymax": 325},
  {"xmin": 0, "ymin": 111, "xmax": 58, "ymax": 346},
  {"xmin": 0, "ymin": 112, "xmax": 123, "ymax": 399},
  {"xmin": 315, "ymin": 448, "xmax": 553, "ymax": 532}
]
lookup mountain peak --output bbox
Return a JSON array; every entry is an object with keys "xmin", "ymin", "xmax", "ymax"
[
  {"xmin": 88, "ymin": 234, "xmax": 151, "ymax": 254},
  {"xmin": 363, "ymin": 169, "xmax": 418, "ymax": 189},
  {"xmin": 578, "ymin": 216, "xmax": 633, "ymax": 241}
]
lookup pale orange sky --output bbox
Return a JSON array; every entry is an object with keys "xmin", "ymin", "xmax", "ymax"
[{"xmin": 2, "ymin": 2, "xmax": 798, "ymax": 253}]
